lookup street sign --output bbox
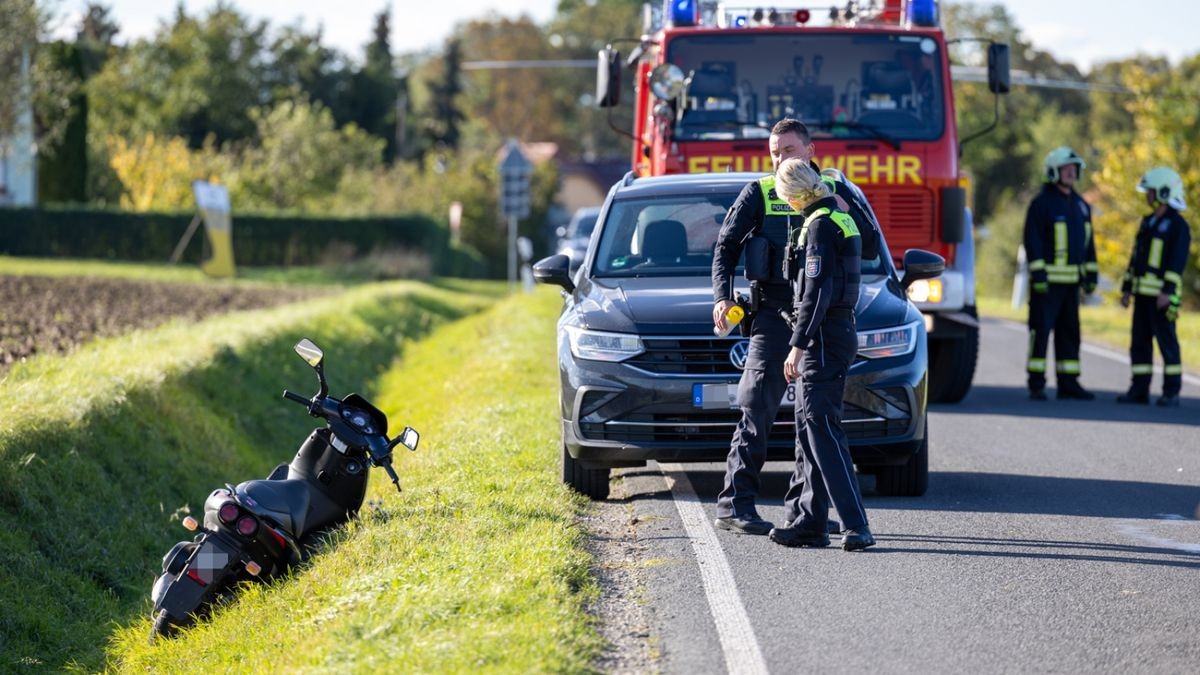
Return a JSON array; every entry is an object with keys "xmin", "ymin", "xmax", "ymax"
[{"xmin": 498, "ymin": 139, "xmax": 532, "ymax": 219}]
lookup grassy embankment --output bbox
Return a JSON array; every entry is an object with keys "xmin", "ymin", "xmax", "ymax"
[
  {"xmin": 107, "ymin": 286, "xmax": 598, "ymax": 672},
  {"xmin": 977, "ymin": 294, "xmax": 1200, "ymax": 370},
  {"xmin": 1, "ymin": 277, "xmax": 595, "ymax": 670}
]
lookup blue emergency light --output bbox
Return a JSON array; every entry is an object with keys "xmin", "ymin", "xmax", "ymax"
[
  {"xmin": 667, "ymin": 0, "xmax": 699, "ymax": 27},
  {"xmin": 732, "ymin": 15, "xmax": 748, "ymax": 27},
  {"xmin": 907, "ymin": 0, "xmax": 939, "ymax": 26}
]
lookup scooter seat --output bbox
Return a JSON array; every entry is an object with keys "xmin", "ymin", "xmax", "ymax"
[{"xmin": 236, "ymin": 478, "xmax": 311, "ymax": 536}]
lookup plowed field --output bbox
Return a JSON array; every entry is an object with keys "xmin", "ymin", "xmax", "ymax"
[{"xmin": 0, "ymin": 275, "xmax": 323, "ymax": 369}]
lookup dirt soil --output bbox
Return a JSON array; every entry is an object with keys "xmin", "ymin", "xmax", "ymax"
[{"xmin": 0, "ymin": 275, "xmax": 324, "ymax": 369}]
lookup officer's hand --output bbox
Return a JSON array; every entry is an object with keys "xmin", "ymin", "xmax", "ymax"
[
  {"xmin": 1083, "ymin": 282, "xmax": 1096, "ymax": 296},
  {"xmin": 1156, "ymin": 293, "xmax": 1172, "ymax": 310},
  {"xmin": 783, "ymin": 346, "xmax": 803, "ymax": 382},
  {"xmin": 714, "ymin": 299, "xmax": 736, "ymax": 331},
  {"xmin": 1120, "ymin": 293, "xmax": 1131, "ymax": 308}
]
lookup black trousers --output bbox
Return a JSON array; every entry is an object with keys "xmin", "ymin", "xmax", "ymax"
[
  {"xmin": 716, "ymin": 309, "xmax": 791, "ymax": 519},
  {"xmin": 782, "ymin": 314, "xmax": 868, "ymax": 531},
  {"xmin": 1129, "ymin": 295, "xmax": 1183, "ymax": 396},
  {"xmin": 1027, "ymin": 284, "xmax": 1082, "ymax": 391}
]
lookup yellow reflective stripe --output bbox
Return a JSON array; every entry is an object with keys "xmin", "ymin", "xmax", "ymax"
[
  {"xmin": 1131, "ymin": 363, "xmax": 1154, "ymax": 375},
  {"xmin": 803, "ymin": 207, "xmax": 831, "ymax": 229},
  {"xmin": 1084, "ymin": 262, "xmax": 1099, "ymax": 271},
  {"xmin": 759, "ymin": 175, "xmax": 797, "ymax": 214},
  {"xmin": 1148, "ymin": 238, "xmax": 1164, "ymax": 268},
  {"xmin": 1084, "ymin": 221, "xmax": 1092, "ymax": 240},
  {"xmin": 1056, "ymin": 360, "xmax": 1081, "ymax": 374},
  {"xmin": 1054, "ymin": 220, "xmax": 1068, "ymax": 266},
  {"xmin": 1164, "ymin": 270, "xmax": 1183, "ymax": 285},
  {"xmin": 829, "ymin": 211, "xmax": 860, "ymax": 238},
  {"xmin": 1027, "ymin": 358, "xmax": 1047, "ymax": 373},
  {"xmin": 1165, "ymin": 364, "xmax": 1183, "ymax": 375},
  {"xmin": 1028, "ymin": 259, "xmax": 1046, "ymax": 271}
]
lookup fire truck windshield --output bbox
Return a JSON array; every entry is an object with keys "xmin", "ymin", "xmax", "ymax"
[{"xmin": 664, "ymin": 32, "xmax": 945, "ymax": 143}]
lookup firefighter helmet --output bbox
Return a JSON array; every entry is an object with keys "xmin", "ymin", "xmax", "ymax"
[
  {"xmin": 1043, "ymin": 146, "xmax": 1085, "ymax": 183},
  {"xmin": 1136, "ymin": 167, "xmax": 1187, "ymax": 211}
]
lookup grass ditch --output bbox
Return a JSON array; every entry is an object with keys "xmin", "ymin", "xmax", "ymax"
[
  {"xmin": 0, "ymin": 280, "xmax": 499, "ymax": 671},
  {"xmin": 107, "ymin": 286, "xmax": 602, "ymax": 672}
]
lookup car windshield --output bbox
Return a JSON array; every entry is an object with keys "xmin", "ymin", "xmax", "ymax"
[
  {"xmin": 593, "ymin": 191, "xmax": 889, "ymax": 278},
  {"xmin": 665, "ymin": 32, "xmax": 945, "ymax": 143},
  {"xmin": 569, "ymin": 212, "xmax": 599, "ymax": 238}
]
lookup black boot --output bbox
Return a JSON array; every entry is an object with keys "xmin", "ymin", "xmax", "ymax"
[
  {"xmin": 1156, "ymin": 394, "xmax": 1181, "ymax": 407},
  {"xmin": 1116, "ymin": 390, "xmax": 1150, "ymax": 404}
]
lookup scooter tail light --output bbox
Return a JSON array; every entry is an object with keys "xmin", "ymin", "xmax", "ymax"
[
  {"xmin": 236, "ymin": 516, "xmax": 259, "ymax": 537},
  {"xmin": 186, "ymin": 568, "xmax": 208, "ymax": 587},
  {"xmin": 268, "ymin": 527, "xmax": 288, "ymax": 550},
  {"xmin": 218, "ymin": 502, "xmax": 240, "ymax": 524},
  {"xmin": 182, "ymin": 516, "xmax": 199, "ymax": 531}
]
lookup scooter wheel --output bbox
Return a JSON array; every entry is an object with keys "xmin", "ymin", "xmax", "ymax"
[{"xmin": 150, "ymin": 609, "xmax": 179, "ymax": 641}]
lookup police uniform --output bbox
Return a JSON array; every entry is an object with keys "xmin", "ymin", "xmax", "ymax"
[
  {"xmin": 711, "ymin": 170, "xmax": 881, "ymax": 522},
  {"xmin": 778, "ymin": 196, "xmax": 869, "ymax": 534},
  {"xmin": 1023, "ymin": 183, "xmax": 1098, "ymax": 397},
  {"xmin": 1120, "ymin": 207, "xmax": 1192, "ymax": 402}
]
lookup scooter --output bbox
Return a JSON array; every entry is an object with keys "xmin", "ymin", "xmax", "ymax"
[{"xmin": 149, "ymin": 338, "xmax": 419, "ymax": 639}]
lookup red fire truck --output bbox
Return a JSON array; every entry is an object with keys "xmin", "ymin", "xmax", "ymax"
[{"xmin": 596, "ymin": 0, "xmax": 1010, "ymax": 402}]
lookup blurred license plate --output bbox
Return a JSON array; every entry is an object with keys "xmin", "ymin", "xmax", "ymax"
[{"xmin": 692, "ymin": 383, "xmax": 797, "ymax": 409}]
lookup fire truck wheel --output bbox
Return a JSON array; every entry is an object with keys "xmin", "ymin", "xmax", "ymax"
[
  {"xmin": 928, "ymin": 308, "xmax": 979, "ymax": 403},
  {"xmin": 562, "ymin": 441, "xmax": 610, "ymax": 501}
]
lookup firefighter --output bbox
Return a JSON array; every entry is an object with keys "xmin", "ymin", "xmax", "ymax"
[
  {"xmin": 1117, "ymin": 167, "xmax": 1192, "ymax": 407},
  {"xmin": 1023, "ymin": 146, "xmax": 1098, "ymax": 400},
  {"xmin": 710, "ymin": 118, "xmax": 881, "ymax": 535},
  {"xmin": 768, "ymin": 158, "xmax": 874, "ymax": 551}
]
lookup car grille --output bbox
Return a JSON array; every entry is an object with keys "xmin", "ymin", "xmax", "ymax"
[
  {"xmin": 579, "ymin": 404, "xmax": 908, "ymax": 444},
  {"xmin": 626, "ymin": 337, "xmax": 743, "ymax": 375}
]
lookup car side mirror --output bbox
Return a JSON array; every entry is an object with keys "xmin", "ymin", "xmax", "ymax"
[
  {"xmin": 533, "ymin": 254, "xmax": 576, "ymax": 292},
  {"xmin": 987, "ymin": 43, "xmax": 1010, "ymax": 95},
  {"xmin": 900, "ymin": 249, "xmax": 945, "ymax": 290}
]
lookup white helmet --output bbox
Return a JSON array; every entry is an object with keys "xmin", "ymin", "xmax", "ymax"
[
  {"xmin": 1043, "ymin": 146, "xmax": 1085, "ymax": 183},
  {"xmin": 1137, "ymin": 166, "xmax": 1187, "ymax": 211}
]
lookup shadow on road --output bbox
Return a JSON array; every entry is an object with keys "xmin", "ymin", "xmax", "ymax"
[
  {"xmin": 870, "ymin": 533, "xmax": 1200, "ymax": 570},
  {"xmin": 930, "ymin": 385, "xmax": 1200, "ymax": 426}
]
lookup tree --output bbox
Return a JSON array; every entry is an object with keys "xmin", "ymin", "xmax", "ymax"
[
  {"xmin": 76, "ymin": 2, "xmax": 119, "ymax": 77},
  {"xmin": 344, "ymin": 8, "xmax": 399, "ymax": 162},
  {"xmin": 0, "ymin": 0, "xmax": 76, "ymax": 145},
  {"xmin": 423, "ymin": 37, "xmax": 465, "ymax": 152}
]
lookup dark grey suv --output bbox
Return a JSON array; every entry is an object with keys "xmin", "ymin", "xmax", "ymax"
[{"xmin": 534, "ymin": 172, "xmax": 944, "ymax": 500}]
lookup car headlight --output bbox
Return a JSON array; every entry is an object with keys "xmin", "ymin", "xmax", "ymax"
[
  {"xmin": 906, "ymin": 278, "xmax": 943, "ymax": 303},
  {"xmin": 857, "ymin": 321, "xmax": 919, "ymax": 359},
  {"xmin": 565, "ymin": 326, "xmax": 644, "ymax": 362}
]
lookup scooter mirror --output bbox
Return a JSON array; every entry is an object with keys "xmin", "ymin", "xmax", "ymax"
[
  {"xmin": 399, "ymin": 426, "xmax": 420, "ymax": 452},
  {"xmin": 294, "ymin": 339, "xmax": 324, "ymax": 368}
]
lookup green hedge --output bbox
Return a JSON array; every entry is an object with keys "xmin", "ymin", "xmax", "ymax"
[{"xmin": 0, "ymin": 207, "xmax": 485, "ymax": 275}]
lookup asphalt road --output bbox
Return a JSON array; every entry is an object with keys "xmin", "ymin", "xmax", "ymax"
[{"xmin": 608, "ymin": 317, "xmax": 1200, "ymax": 674}]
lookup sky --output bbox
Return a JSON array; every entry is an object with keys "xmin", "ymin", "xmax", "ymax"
[{"xmin": 58, "ymin": 0, "xmax": 1199, "ymax": 71}]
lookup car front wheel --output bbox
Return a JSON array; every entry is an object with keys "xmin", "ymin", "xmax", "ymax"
[
  {"xmin": 874, "ymin": 430, "xmax": 929, "ymax": 497},
  {"xmin": 561, "ymin": 441, "xmax": 610, "ymax": 500}
]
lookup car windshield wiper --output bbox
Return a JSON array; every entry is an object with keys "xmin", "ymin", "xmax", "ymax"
[{"xmin": 807, "ymin": 120, "xmax": 901, "ymax": 151}]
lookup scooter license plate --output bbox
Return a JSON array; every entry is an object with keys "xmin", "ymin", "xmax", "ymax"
[
  {"xmin": 189, "ymin": 538, "xmax": 235, "ymax": 585},
  {"xmin": 692, "ymin": 383, "xmax": 797, "ymax": 409}
]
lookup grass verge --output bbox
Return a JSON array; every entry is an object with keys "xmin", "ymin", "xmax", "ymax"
[
  {"xmin": 107, "ymin": 286, "xmax": 601, "ymax": 673},
  {"xmin": 0, "ymin": 255, "xmax": 411, "ymax": 287},
  {"xmin": 0, "ymin": 280, "xmax": 500, "ymax": 671},
  {"xmin": 977, "ymin": 294, "xmax": 1200, "ymax": 373}
]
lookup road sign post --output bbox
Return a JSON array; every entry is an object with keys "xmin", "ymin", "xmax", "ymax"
[{"xmin": 498, "ymin": 139, "xmax": 532, "ymax": 290}]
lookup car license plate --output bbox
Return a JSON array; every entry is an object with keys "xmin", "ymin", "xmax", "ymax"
[{"xmin": 693, "ymin": 383, "xmax": 797, "ymax": 409}]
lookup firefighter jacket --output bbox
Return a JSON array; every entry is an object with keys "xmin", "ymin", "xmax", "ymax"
[
  {"xmin": 789, "ymin": 196, "xmax": 862, "ymax": 349},
  {"xmin": 1121, "ymin": 208, "xmax": 1192, "ymax": 300},
  {"xmin": 713, "ymin": 166, "xmax": 880, "ymax": 306},
  {"xmin": 1024, "ymin": 185, "xmax": 1098, "ymax": 288}
]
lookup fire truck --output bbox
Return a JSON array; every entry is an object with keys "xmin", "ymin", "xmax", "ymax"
[{"xmin": 595, "ymin": 0, "xmax": 1010, "ymax": 403}]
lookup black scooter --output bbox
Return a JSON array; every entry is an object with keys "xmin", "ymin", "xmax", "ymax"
[{"xmin": 149, "ymin": 338, "xmax": 419, "ymax": 638}]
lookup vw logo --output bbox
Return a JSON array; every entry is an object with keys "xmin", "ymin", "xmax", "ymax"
[{"xmin": 729, "ymin": 340, "xmax": 750, "ymax": 370}]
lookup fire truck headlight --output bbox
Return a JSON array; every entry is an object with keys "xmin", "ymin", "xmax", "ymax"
[
  {"xmin": 650, "ymin": 63, "xmax": 687, "ymax": 100},
  {"xmin": 906, "ymin": 279, "xmax": 943, "ymax": 304}
]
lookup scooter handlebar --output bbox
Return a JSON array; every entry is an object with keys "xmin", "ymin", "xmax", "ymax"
[{"xmin": 282, "ymin": 390, "xmax": 310, "ymax": 406}]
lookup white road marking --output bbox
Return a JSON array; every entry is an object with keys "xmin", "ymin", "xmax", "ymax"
[
  {"xmin": 992, "ymin": 318, "xmax": 1200, "ymax": 387},
  {"xmin": 659, "ymin": 462, "xmax": 770, "ymax": 675}
]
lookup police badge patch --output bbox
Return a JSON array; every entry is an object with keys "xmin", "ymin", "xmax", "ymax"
[{"xmin": 806, "ymin": 255, "xmax": 822, "ymax": 278}]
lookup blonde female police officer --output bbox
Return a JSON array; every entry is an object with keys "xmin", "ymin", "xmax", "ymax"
[{"xmin": 769, "ymin": 158, "xmax": 874, "ymax": 551}]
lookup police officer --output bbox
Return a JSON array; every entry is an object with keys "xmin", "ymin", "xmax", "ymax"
[
  {"xmin": 711, "ymin": 118, "xmax": 881, "ymax": 535},
  {"xmin": 1023, "ymin": 146, "xmax": 1099, "ymax": 401},
  {"xmin": 1118, "ymin": 167, "xmax": 1192, "ymax": 407},
  {"xmin": 767, "ymin": 158, "xmax": 873, "ymax": 551}
]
